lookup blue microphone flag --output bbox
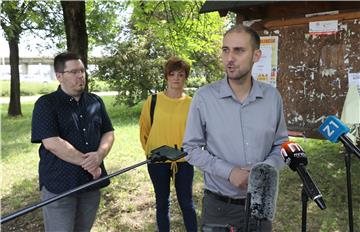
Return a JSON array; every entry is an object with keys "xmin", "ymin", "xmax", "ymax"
[{"xmin": 318, "ymin": 115, "xmax": 350, "ymax": 143}]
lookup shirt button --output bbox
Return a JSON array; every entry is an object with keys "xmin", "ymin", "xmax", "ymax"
[
  {"xmin": 85, "ymin": 142, "xmax": 89, "ymax": 145},
  {"xmin": 80, "ymin": 115, "xmax": 83, "ymax": 118},
  {"xmin": 83, "ymin": 128, "xmax": 86, "ymax": 131}
]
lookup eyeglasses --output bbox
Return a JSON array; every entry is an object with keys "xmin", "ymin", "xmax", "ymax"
[{"xmin": 61, "ymin": 69, "xmax": 86, "ymax": 75}]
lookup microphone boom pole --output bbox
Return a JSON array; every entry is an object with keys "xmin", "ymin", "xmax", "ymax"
[
  {"xmin": 1, "ymin": 160, "xmax": 149, "ymax": 224},
  {"xmin": 1, "ymin": 145, "xmax": 186, "ymax": 225}
]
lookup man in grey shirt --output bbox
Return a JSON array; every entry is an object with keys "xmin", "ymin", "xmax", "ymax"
[{"xmin": 183, "ymin": 25, "xmax": 288, "ymax": 231}]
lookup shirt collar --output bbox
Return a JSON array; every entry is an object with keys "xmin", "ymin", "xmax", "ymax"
[
  {"xmin": 56, "ymin": 86, "xmax": 85, "ymax": 103},
  {"xmin": 219, "ymin": 77, "xmax": 233, "ymax": 98},
  {"xmin": 248, "ymin": 78, "xmax": 264, "ymax": 102},
  {"xmin": 218, "ymin": 77, "xmax": 264, "ymax": 102}
]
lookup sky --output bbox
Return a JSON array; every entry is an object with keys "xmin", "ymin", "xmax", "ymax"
[
  {"xmin": 0, "ymin": 31, "xmax": 109, "ymax": 61},
  {"xmin": 0, "ymin": 30, "xmax": 57, "ymax": 59}
]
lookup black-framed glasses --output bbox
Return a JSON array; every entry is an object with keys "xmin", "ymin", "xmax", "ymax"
[{"xmin": 61, "ymin": 69, "xmax": 86, "ymax": 75}]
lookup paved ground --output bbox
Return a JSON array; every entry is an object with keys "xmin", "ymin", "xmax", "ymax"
[{"xmin": 0, "ymin": 91, "xmax": 118, "ymax": 104}]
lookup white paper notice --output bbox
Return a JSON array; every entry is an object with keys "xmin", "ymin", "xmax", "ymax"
[{"xmin": 309, "ymin": 20, "xmax": 338, "ymax": 35}]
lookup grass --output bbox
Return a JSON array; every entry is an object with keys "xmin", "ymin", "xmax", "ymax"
[
  {"xmin": 1, "ymin": 95, "xmax": 360, "ymax": 231},
  {"xmin": 0, "ymin": 81, "xmax": 59, "ymax": 97},
  {"xmin": 0, "ymin": 79, "xmax": 113, "ymax": 97}
]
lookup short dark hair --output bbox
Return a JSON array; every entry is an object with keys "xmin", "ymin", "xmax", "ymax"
[
  {"xmin": 224, "ymin": 24, "xmax": 260, "ymax": 50},
  {"xmin": 164, "ymin": 56, "xmax": 190, "ymax": 79},
  {"xmin": 54, "ymin": 52, "xmax": 82, "ymax": 72}
]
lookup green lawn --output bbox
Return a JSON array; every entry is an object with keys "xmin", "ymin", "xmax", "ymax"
[
  {"xmin": 1, "ymin": 96, "xmax": 360, "ymax": 231},
  {"xmin": 0, "ymin": 79, "xmax": 112, "ymax": 97},
  {"xmin": 0, "ymin": 80, "xmax": 59, "ymax": 97}
]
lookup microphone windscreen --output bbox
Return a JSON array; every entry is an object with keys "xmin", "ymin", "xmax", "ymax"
[{"xmin": 248, "ymin": 163, "xmax": 278, "ymax": 221}]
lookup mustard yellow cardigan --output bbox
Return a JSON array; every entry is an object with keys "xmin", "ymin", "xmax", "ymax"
[{"xmin": 139, "ymin": 92, "xmax": 191, "ymax": 163}]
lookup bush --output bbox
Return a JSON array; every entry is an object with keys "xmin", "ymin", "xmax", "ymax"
[
  {"xmin": 88, "ymin": 78, "xmax": 114, "ymax": 92},
  {"xmin": 186, "ymin": 76, "xmax": 207, "ymax": 89}
]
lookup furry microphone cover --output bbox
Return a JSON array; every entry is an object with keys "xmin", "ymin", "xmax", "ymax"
[{"xmin": 248, "ymin": 163, "xmax": 279, "ymax": 221}]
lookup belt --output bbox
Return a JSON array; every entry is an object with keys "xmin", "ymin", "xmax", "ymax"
[{"xmin": 204, "ymin": 189, "xmax": 245, "ymax": 205}]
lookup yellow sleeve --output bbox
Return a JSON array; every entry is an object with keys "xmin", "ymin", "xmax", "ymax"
[{"xmin": 139, "ymin": 96, "xmax": 151, "ymax": 152}]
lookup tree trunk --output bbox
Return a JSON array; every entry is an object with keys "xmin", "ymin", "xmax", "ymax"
[
  {"xmin": 60, "ymin": 1, "xmax": 88, "ymax": 66},
  {"xmin": 61, "ymin": 1, "xmax": 88, "ymax": 90},
  {"xmin": 8, "ymin": 35, "xmax": 22, "ymax": 116}
]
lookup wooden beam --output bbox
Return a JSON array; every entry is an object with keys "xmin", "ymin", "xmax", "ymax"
[
  {"xmin": 235, "ymin": 14, "xmax": 245, "ymax": 25},
  {"xmin": 264, "ymin": 11, "xmax": 360, "ymax": 29}
]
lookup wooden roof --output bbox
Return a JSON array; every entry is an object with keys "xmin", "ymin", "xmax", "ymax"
[
  {"xmin": 199, "ymin": 1, "xmax": 360, "ymax": 20},
  {"xmin": 199, "ymin": 1, "xmax": 270, "ymax": 16}
]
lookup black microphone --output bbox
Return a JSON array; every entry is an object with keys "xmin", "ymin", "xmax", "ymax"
[
  {"xmin": 281, "ymin": 141, "xmax": 326, "ymax": 210},
  {"xmin": 247, "ymin": 163, "xmax": 279, "ymax": 221},
  {"xmin": 148, "ymin": 145, "xmax": 187, "ymax": 162},
  {"xmin": 319, "ymin": 115, "xmax": 360, "ymax": 159}
]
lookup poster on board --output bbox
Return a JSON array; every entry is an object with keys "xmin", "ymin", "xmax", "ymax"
[
  {"xmin": 348, "ymin": 72, "xmax": 360, "ymax": 95},
  {"xmin": 252, "ymin": 36, "xmax": 278, "ymax": 88}
]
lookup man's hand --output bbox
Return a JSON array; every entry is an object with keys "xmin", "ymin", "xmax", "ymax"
[
  {"xmin": 88, "ymin": 167, "xmax": 102, "ymax": 180},
  {"xmin": 81, "ymin": 151, "xmax": 103, "ymax": 173},
  {"xmin": 229, "ymin": 166, "xmax": 251, "ymax": 189}
]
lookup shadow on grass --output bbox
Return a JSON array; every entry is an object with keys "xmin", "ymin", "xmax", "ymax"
[
  {"xmin": 93, "ymin": 168, "xmax": 203, "ymax": 231},
  {"xmin": 4, "ymin": 140, "xmax": 359, "ymax": 232},
  {"xmin": 1, "ymin": 177, "xmax": 43, "ymax": 232}
]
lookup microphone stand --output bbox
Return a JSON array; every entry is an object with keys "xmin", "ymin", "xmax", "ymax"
[
  {"xmin": 343, "ymin": 148, "xmax": 354, "ymax": 232},
  {"xmin": 301, "ymin": 187, "xmax": 308, "ymax": 232},
  {"xmin": 288, "ymin": 131, "xmax": 311, "ymax": 232},
  {"xmin": 245, "ymin": 192, "xmax": 251, "ymax": 232},
  {"xmin": 339, "ymin": 133, "xmax": 360, "ymax": 232},
  {"xmin": 1, "ymin": 145, "xmax": 186, "ymax": 225}
]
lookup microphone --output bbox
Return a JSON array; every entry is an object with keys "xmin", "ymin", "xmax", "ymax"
[
  {"xmin": 148, "ymin": 145, "xmax": 187, "ymax": 162},
  {"xmin": 281, "ymin": 141, "xmax": 326, "ymax": 210},
  {"xmin": 319, "ymin": 115, "xmax": 360, "ymax": 159},
  {"xmin": 247, "ymin": 163, "xmax": 279, "ymax": 221}
]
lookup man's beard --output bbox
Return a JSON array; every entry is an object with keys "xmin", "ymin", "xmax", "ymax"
[{"xmin": 227, "ymin": 69, "xmax": 251, "ymax": 81}]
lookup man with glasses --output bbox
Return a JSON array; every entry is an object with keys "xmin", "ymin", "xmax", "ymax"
[{"xmin": 31, "ymin": 52, "xmax": 115, "ymax": 231}]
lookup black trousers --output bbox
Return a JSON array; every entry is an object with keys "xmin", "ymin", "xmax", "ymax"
[{"xmin": 201, "ymin": 190, "xmax": 272, "ymax": 232}]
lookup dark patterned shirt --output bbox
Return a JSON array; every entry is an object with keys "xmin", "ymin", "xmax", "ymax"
[{"xmin": 31, "ymin": 87, "xmax": 114, "ymax": 194}]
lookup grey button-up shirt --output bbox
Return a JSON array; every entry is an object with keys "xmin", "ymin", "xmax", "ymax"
[{"xmin": 183, "ymin": 77, "xmax": 288, "ymax": 198}]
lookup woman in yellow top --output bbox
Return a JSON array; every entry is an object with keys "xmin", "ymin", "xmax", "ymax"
[{"xmin": 139, "ymin": 57, "xmax": 197, "ymax": 232}]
